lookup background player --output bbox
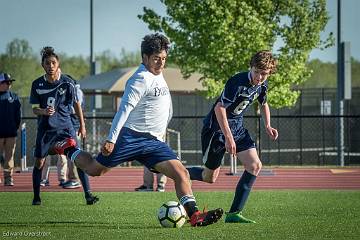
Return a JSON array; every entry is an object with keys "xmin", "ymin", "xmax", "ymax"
[
  {"xmin": 0, "ymin": 72, "xmax": 21, "ymax": 186},
  {"xmin": 135, "ymin": 165, "xmax": 167, "ymax": 192},
  {"xmin": 30, "ymin": 46, "xmax": 98, "ymax": 205},
  {"xmin": 187, "ymin": 50, "xmax": 278, "ymax": 223}
]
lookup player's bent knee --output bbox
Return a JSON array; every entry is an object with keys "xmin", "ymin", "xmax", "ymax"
[
  {"xmin": 255, "ymin": 161, "xmax": 262, "ymax": 173},
  {"xmin": 86, "ymin": 161, "xmax": 110, "ymax": 177},
  {"xmin": 177, "ymin": 167, "xmax": 190, "ymax": 181},
  {"xmin": 169, "ymin": 166, "xmax": 190, "ymax": 184},
  {"xmin": 74, "ymin": 152, "xmax": 108, "ymax": 176},
  {"xmin": 184, "ymin": 167, "xmax": 190, "ymax": 179},
  {"xmin": 85, "ymin": 165, "xmax": 107, "ymax": 177},
  {"xmin": 249, "ymin": 161, "xmax": 262, "ymax": 176}
]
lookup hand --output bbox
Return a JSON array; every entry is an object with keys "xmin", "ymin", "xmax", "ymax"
[
  {"xmin": 266, "ymin": 126, "xmax": 278, "ymax": 141},
  {"xmin": 78, "ymin": 125, "xmax": 87, "ymax": 139},
  {"xmin": 225, "ymin": 136, "xmax": 237, "ymax": 155},
  {"xmin": 101, "ymin": 141, "xmax": 115, "ymax": 156},
  {"xmin": 45, "ymin": 106, "xmax": 55, "ymax": 116}
]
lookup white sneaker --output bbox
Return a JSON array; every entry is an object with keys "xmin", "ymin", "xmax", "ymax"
[
  {"xmin": 40, "ymin": 179, "xmax": 50, "ymax": 187},
  {"xmin": 156, "ymin": 185, "xmax": 165, "ymax": 192}
]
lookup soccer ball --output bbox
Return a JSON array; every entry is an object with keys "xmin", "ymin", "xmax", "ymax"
[{"xmin": 158, "ymin": 201, "xmax": 187, "ymax": 228}]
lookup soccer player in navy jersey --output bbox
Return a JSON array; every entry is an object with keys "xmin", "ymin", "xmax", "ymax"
[
  {"xmin": 30, "ymin": 46, "xmax": 98, "ymax": 205},
  {"xmin": 186, "ymin": 50, "xmax": 278, "ymax": 223},
  {"xmin": 53, "ymin": 33, "xmax": 223, "ymax": 227}
]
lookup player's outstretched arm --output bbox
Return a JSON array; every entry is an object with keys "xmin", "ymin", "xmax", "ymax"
[{"xmin": 261, "ymin": 103, "xmax": 278, "ymax": 140}]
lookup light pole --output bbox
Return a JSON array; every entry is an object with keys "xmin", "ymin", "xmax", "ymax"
[
  {"xmin": 90, "ymin": 0, "xmax": 95, "ymax": 75},
  {"xmin": 336, "ymin": 0, "xmax": 344, "ymax": 167}
]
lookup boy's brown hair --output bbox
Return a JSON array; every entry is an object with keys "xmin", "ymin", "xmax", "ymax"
[{"xmin": 250, "ymin": 50, "xmax": 277, "ymax": 74}]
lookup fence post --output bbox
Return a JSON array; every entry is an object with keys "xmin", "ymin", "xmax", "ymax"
[
  {"xmin": 177, "ymin": 131, "xmax": 182, "ymax": 161},
  {"xmin": 92, "ymin": 109, "xmax": 96, "ymax": 153},
  {"xmin": 21, "ymin": 123, "xmax": 28, "ymax": 172},
  {"xmin": 229, "ymin": 154, "xmax": 237, "ymax": 175}
]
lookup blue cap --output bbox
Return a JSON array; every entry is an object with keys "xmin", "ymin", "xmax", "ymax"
[{"xmin": 0, "ymin": 73, "xmax": 15, "ymax": 83}]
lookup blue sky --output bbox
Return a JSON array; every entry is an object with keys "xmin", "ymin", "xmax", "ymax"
[{"xmin": 0, "ymin": 0, "xmax": 359, "ymax": 62}]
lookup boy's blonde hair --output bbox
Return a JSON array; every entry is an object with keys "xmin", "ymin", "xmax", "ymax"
[{"xmin": 250, "ymin": 50, "xmax": 277, "ymax": 74}]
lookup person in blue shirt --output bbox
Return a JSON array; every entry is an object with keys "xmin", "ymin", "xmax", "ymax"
[
  {"xmin": 186, "ymin": 50, "xmax": 279, "ymax": 223},
  {"xmin": 29, "ymin": 46, "xmax": 98, "ymax": 205},
  {"xmin": 0, "ymin": 73, "xmax": 21, "ymax": 186},
  {"xmin": 53, "ymin": 33, "xmax": 223, "ymax": 227}
]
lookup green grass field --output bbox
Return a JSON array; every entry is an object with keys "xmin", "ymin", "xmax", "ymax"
[{"xmin": 1, "ymin": 191, "xmax": 360, "ymax": 240}]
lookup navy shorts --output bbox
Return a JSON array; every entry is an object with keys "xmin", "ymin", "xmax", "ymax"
[
  {"xmin": 96, "ymin": 128, "xmax": 179, "ymax": 170},
  {"xmin": 201, "ymin": 127, "xmax": 256, "ymax": 170},
  {"xmin": 34, "ymin": 128, "xmax": 76, "ymax": 158}
]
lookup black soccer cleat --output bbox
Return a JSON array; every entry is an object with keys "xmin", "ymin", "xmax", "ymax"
[
  {"xmin": 86, "ymin": 194, "xmax": 99, "ymax": 205},
  {"xmin": 135, "ymin": 185, "xmax": 154, "ymax": 192},
  {"xmin": 32, "ymin": 198, "xmax": 42, "ymax": 206}
]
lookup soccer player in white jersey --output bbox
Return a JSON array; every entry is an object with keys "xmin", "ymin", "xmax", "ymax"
[
  {"xmin": 53, "ymin": 33, "xmax": 223, "ymax": 227},
  {"xmin": 186, "ymin": 51, "xmax": 278, "ymax": 223}
]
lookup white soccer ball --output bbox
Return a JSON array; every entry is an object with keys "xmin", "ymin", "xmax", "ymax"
[{"xmin": 158, "ymin": 201, "xmax": 187, "ymax": 228}]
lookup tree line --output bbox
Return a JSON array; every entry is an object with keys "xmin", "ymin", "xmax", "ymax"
[
  {"xmin": 303, "ymin": 58, "xmax": 360, "ymax": 88},
  {"xmin": 0, "ymin": 39, "xmax": 141, "ymax": 97},
  {"xmin": 1, "ymin": 38, "xmax": 359, "ymax": 97}
]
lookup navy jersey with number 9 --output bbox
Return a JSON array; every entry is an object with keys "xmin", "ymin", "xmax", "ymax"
[{"xmin": 29, "ymin": 74, "xmax": 77, "ymax": 130}]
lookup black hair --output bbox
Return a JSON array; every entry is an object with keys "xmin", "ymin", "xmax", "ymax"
[
  {"xmin": 41, "ymin": 46, "xmax": 59, "ymax": 64},
  {"xmin": 141, "ymin": 33, "xmax": 170, "ymax": 58}
]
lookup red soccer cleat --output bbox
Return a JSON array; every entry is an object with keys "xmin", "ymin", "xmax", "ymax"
[
  {"xmin": 190, "ymin": 208, "xmax": 224, "ymax": 227},
  {"xmin": 53, "ymin": 138, "xmax": 76, "ymax": 155}
]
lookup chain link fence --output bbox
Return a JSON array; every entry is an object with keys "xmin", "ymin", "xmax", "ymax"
[
  {"xmin": 15, "ymin": 88, "xmax": 360, "ymax": 167},
  {"xmin": 17, "ymin": 115, "xmax": 360, "ymax": 168}
]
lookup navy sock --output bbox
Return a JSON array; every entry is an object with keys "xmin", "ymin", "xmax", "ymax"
[
  {"xmin": 32, "ymin": 167, "xmax": 43, "ymax": 200},
  {"xmin": 229, "ymin": 170, "xmax": 257, "ymax": 213},
  {"xmin": 186, "ymin": 167, "xmax": 204, "ymax": 181},
  {"xmin": 180, "ymin": 195, "xmax": 198, "ymax": 217},
  {"xmin": 76, "ymin": 168, "xmax": 91, "ymax": 197}
]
